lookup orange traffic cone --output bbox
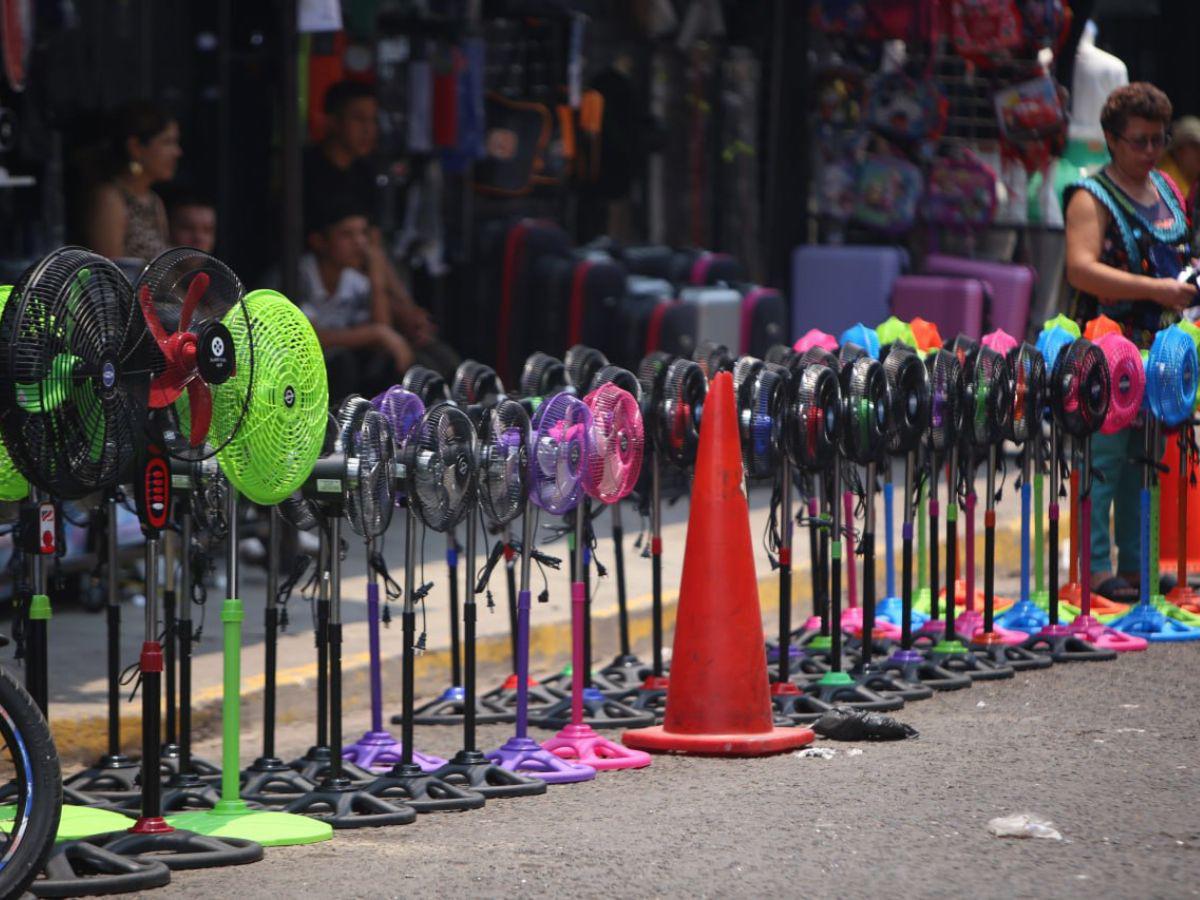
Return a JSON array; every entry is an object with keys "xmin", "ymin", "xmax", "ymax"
[{"xmin": 623, "ymin": 373, "xmax": 814, "ymax": 756}]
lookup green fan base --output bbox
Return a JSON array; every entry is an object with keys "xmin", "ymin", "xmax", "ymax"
[
  {"xmin": 816, "ymin": 670, "xmax": 854, "ymax": 687},
  {"xmin": 806, "ymin": 635, "xmax": 832, "ymax": 651},
  {"xmin": 166, "ymin": 800, "xmax": 332, "ymax": 847},
  {"xmin": 932, "ymin": 639, "xmax": 968, "ymax": 654},
  {"xmin": 0, "ymin": 803, "xmax": 134, "ymax": 843}
]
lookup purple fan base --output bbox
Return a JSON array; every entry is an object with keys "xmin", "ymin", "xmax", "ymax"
[
  {"xmin": 485, "ymin": 737, "xmax": 596, "ymax": 784},
  {"xmin": 342, "ymin": 732, "xmax": 446, "ymax": 774}
]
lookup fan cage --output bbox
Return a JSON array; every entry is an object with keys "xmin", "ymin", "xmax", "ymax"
[
  {"xmin": 212, "ymin": 289, "xmax": 327, "ymax": 506},
  {"xmin": 1005, "ymin": 343, "xmax": 1046, "ymax": 444},
  {"xmin": 694, "ymin": 340, "xmax": 734, "ymax": 379},
  {"xmin": 1146, "ymin": 325, "xmax": 1198, "ymax": 428},
  {"xmin": 883, "ymin": 344, "xmax": 929, "ymax": 455},
  {"xmin": 519, "ymin": 351, "xmax": 567, "ymax": 399},
  {"xmin": 924, "ymin": 349, "xmax": 963, "ymax": 454},
  {"xmin": 347, "ymin": 406, "xmax": 395, "ymax": 539},
  {"xmin": 529, "ymin": 392, "xmax": 592, "ymax": 515},
  {"xmin": 452, "ymin": 360, "xmax": 504, "ymax": 407},
  {"xmin": 0, "ymin": 248, "xmax": 148, "ymax": 498},
  {"xmin": 1036, "ymin": 326, "xmax": 1074, "ymax": 374},
  {"xmin": 740, "ymin": 363, "xmax": 786, "ymax": 477},
  {"xmin": 842, "ymin": 356, "xmax": 889, "ymax": 464},
  {"xmin": 589, "ymin": 364, "xmax": 642, "ymax": 402},
  {"xmin": 405, "ymin": 402, "xmax": 478, "ymax": 532},
  {"xmin": 659, "ymin": 358, "xmax": 706, "ymax": 468},
  {"xmin": 1050, "ymin": 339, "xmax": 1111, "ymax": 439},
  {"xmin": 789, "ymin": 361, "xmax": 840, "ymax": 471},
  {"xmin": 839, "ymin": 323, "xmax": 880, "ymax": 359},
  {"xmin": 402, "ymin": 364, "xmax": 450, "ymax": 406},
  {"xmin": 582, "ymin": 383, "xmax": 645, "ymax": 503},
  {"xmin": 479, "ymin": 398, "xmax": 530, "ymax": 527},
  {"xmin": 966, "ymin": 347, "xmax": 1012, "ymax": 449},
  {"xmin": 0, "ymin": 285, "xmax": 28, "ymax": 501},
  {"xmin": 564, "ymin": 345, "xmax": 609, "ymax": 393},
  {"xmin": 1096, "ymin": 333, "xmax": 1145, "ymax": 435}
]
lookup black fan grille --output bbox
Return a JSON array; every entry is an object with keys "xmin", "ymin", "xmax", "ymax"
[
  {"xmin": 694, "ymin": 341, "xmax": 734, "ymax": 379},
  {"xmin": 564, "ymin": 345, "xmax": 608, "ymax": 392},
  {"xmin": 841, "ymin": 356, "xmax": 889, "ymax": 464},
  {"xmin": 406, "ymin": 402, "xmax": 477, "ymax": 532},
  {"xmin": 659, "ymin": 357, "xmax": 706, "ymax": 467},
  {"xmin": 738, "ymin": 361, "xmax": 786, "ymax": 477},
  {"xmin": 452, "ymin": 360, "xmax": 504, "ymax": 407},
  {"xmin": 589, "ymin": 364, "xmax": 641, "ymax": 401},
  {"xmin": 519, "ymin": 351, "xmax": 567, "ymax": 398},
  {"xmin": 479, "ymin": 399, "xmax": 529, "ymax": 527},
  {"xmin": 0, "ymin": 248, "xmax": 151, "ymax": 498},
  {"xmin": 1006, "ymin": 343, "xmax": 1046, "ymax": 444},
  {"xmin": 789, "ymin": 361, "xmax": 840, "ymax": 471},
  {"xmin": 883, "ymin": 344, "xmax": 929, "ymax": 454},
  {"xmin": 402, "ymin": 364, "xmax": 450, "ymax": 407},
  {"xmin": 347, "ymin": 406, "xmax": 395, "ymax": 540},
  {"xmin": 925, "ymin": 349, "xmax": 963, "ymax": 454},
  {"xmin": 966, "ymin": 347, "xmax": 1012, "ymax": 449},
  {"xmin": 1051, "ymin": 339, "xmax": 1110, "ymax": 438}
]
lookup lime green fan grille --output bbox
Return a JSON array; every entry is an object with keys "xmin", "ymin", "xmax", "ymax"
[
  {"xmin": 213, "ymin": 289, "xmax": 328, "ymax": 505},
  {"xmin": 0, "ymin": 287, "xmax": 27, "ymax": 501}
]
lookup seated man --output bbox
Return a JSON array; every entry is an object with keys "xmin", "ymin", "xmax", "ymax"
[
  {"xmin": 296, "ymin": 197, "xmax": 415, "ymax": 401},
  {"xmin": 305, "ymin": 79, "xmax": 458, "ymax": 377},
  {"xmin": 165, "ymin": 190, "xmax": 217, "ymax": 254}
]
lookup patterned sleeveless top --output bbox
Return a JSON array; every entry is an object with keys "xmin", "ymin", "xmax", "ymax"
[
  {"xmin": 117, "ymin": 185, "xmax": 168, "ymax": 262},
  {"xmin": 1064, "ymin": 169, "xmax": 1192, "ymax": 349}
]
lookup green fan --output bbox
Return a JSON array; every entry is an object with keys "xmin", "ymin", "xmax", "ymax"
[
  {"xmin": 166, "ymin": 288, "xmax": 332, "ymax": 847},
  {"xmin": 0, "ymin": 287, "xmax": 28, "ymax": 502}
]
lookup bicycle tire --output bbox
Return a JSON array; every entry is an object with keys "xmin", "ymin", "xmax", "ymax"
[{"xmin": 0, "ymin": 665, "xmax": 61, "ymax": 898}]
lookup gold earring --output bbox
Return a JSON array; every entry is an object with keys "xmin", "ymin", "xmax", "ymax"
[{"xmin": 129, "ymin": 159, "xmax": 144, "ymax": 176}]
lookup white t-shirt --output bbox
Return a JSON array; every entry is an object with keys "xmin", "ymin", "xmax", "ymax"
[{"xmin": 296, "ymin": 253, "xmax": 373, "ymax": 331}]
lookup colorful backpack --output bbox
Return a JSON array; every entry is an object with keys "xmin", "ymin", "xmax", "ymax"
[
  {"xmin": 921, "ymin": 148, "xmax": 998, "ymax": 229},
  {"xmin": 994, "ymin": 74, "xmax": 1068, "ymax": 173},
  {"xmin": 811, "ymin": 0, "xmax": 935, "ymax": 42},
  {"xmin": 865, "ymin": 72, "xmax": 948, "ymax": 145},
  {"xmin": 852, "ymin": 152, "xmax": 924, "ymax": 234},
  {"xmin": 951, "ymin": 0, "xmax": 1024, "ymax": 66},
  {"xmin": 1019, "ymin": 0, "xmax": 1072, "ymax": 51}
]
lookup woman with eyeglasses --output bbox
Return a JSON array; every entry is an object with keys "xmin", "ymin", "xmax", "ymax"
[{"xmin": 1063, "ymin": 82, "xmax": 1197, "ymax": 605}]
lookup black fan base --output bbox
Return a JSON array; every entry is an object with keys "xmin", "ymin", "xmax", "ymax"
[
  {"xmin": 288, "ymin": 746, "xmax": 376, "ymax": 785},
  {"xmin": 412, "ymin": 689, "xmax": 513, "ymax": 727},
  {"xmin": 1022, "ymin": 631, "xmax": 1118, "ymax": 663},
  {"xmin": 969, "ymin": 640, "xmax": 1055, "ymax": 671},
  {"xmin": 32, "ymin": 840, "xmax": 172, "ymax": 897},
  {"xmin": 282, "ymin": 778, "xmax": 417, "ymax": 829},
  {"xmin": 241, "ymin": 757, "xmax": 319, "ymax": 805},
  {"xmin": 364, "ymin": 765, "xmax": 486, "ymax": 813},
  {"xmin": 432, "ymin": 752, "xmax": 548, "ymax": 799},
  {"xmin": 84, "ymin": 826, "xmax": 262, "ymax": 871}
]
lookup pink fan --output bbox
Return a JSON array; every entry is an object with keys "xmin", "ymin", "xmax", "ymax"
[
  {"xmin": 541, "ymin": 382, "xmax": 652, "ymax": 772},
  {"xmin": 794, "ymin": 328, "xmax": 838, "ymax": 354},
  {"xmin": 1096, "ymin": 332, "xmax": 1145, "ymax": 434},
  {"xmin": 981, "ymin": 328, "xmax": 1018, "ymax": 356},
  {"xmin": 580, "ymin": 383, "xmax": 645, "ymax": 503}
]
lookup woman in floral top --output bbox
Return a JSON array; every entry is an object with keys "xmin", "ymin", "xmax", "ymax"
[{"xmin": 1063, "ymin": 82, "xmax": 1197, "ymax": 602}]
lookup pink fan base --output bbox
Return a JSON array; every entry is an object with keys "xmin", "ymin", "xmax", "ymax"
[
  {"xmin": 1067, "ymin": 615, "xmax": 1148, "ymax": 652},
  {"xmin": 542, "ymin": 724, "xmax": 652, "ymax": 771},
  {"xmin": 952, "ymin": 610, "xmax": 1028, "ymax": 646},
  {"xmin": 801, "ymin": 609, "xmax": 902, "ymax": 640}
]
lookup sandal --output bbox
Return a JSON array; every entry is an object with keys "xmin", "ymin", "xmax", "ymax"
[{"xmin": 1095, "ymin": 575, "xmax": 1139, "ymax": 604}]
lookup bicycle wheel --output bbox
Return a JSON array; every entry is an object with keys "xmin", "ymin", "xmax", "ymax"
[{"xmin": 0, "ymin": 665, "xmax": 61, "ymax": 897}]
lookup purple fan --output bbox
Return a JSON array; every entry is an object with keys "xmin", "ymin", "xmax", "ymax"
[
  {"xmin": 486, "ymin": 393, "xmax": 598, "ymax": 783},
  {"xmin": 341, "ymin": 386, "xmax": 443, "ymax": 773}
]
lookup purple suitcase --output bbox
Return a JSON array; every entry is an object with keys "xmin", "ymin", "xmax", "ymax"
[
  {"xmin": 921, "ymin": 253, "xmax": 1035, "ymax": 341},
  {"xmin": 890, "ymin": 275, "xmax": 986, "ymax": 341},
  {"xmin": 790, "ymin": 245, "xmax": 908, "ymax": 341}
]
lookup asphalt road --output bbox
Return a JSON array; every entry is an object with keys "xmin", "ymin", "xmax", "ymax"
[{"xmin": 151, "ymin": 641, "xmax": 1200, "ymax": 899}]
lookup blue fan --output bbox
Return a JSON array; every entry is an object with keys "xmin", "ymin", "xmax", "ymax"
[{"xmin": 839, "ymin": 322, "xmax": 881, "ymax": 359}]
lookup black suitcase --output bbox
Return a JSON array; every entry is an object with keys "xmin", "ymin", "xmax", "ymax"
[
  {"xmin": 492, "ymin": 218, "xmax": 571, "ymax": 385},
  {"xmin": 616, "ymin": 292, "xmax": 696, "ymax": 371},
  {"xmin": 670, "ymin": 249, "xmax": 747, "ymax": 286},
  {"xmin": 531, "ymin": 251, "xmax": 628, "ymax": 361},
  {"xmin": 619, "ymin": 244, "xmax": 676, "ymax": 281},
  {"xmin": 737, "ymin": 284, "xmax": 788, "ymax": 357}
]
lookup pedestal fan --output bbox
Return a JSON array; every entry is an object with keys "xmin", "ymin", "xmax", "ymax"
[
  {"xmin": 803, "ymin": 355, "xmax": 903, "ymax": 712},
  {"xmin": 163, "ymin": 287, "xmax": 335, "ymax": 846},
  {"xmin": 694, "ymin": 341, "xmax": 735, "ymax": 378},
  {"xmin": 1110, "ymin": 325, "xmax": 1200, "ymax": 639},
  {"xmin": 1023, "ymin": 338, "xmax": 1123, "ymax": 662},
  {"xmin": 1, "ymin": 248, "xmax": 262, "ymax": 892},
  {"xmin": 278, "ymin": 397, "xmax": 417, "ymax": 828},
  {"xmin": 877, "ymin": 344, "xmax": 971, "ymax": 690},
  {"xmin": 363, "ymin": 403, "xmax": 486, "ymax": 812},
  {"xmin": 541, "ymin": 383, "xmax": 652, "ymax": 769},
  {"xmin": 431, "ymin": 398, "xmax": 549, "ymax": 797},
  {"xmin": 621, "ymin": 355, "xmax": 706, "ymax": 720}
]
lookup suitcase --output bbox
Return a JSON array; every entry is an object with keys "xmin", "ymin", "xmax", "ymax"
[
  {"xmin": 493, "ymin": 218, "xmax": 572, "ymax": 384},
  {"xmin": 621, "ymin": 245, "xmax": 677, "ymax": 280},
  {"xmin": 626, "ymin": 274, "xmax": 675, "ymax": 301},
  {"xmin": 790, "ymin": 245, "xmax": 908, "ymax": 340},
  {"xmin": 616, "ymin": 294, "xmax": 696, "ymax": 370},
  {"xmin": 737, "ymin": 285, "xmax": 788, "ymax": 357},
  {"xmin": 531, "ymin": 251, "xmax": 628, "ymax": 360},
  {"xmin": 890, "ymin": 275, "xmax": 987, "ymax": 342},
  {"xmin": 673, "ymin": 249, "xmax": 746, "ymax": 286},
  {"xmin": 921, "ymin": 253, "xmax": 1035, "ymax": 341},
  {"xmin": 680, "ymin": 285, "xmax": 742, "ymax": 356}
]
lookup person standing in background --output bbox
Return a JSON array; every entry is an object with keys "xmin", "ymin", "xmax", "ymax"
[
  {"xmin": 84, "ymin": 102, "xmax": 181, "ymax": 262},
  {"xmin": 1063, "ymin": 82, "xmax": 1198, "ymax": 603},
  {"xmin": 1158, "ymin": 117, "xmax": 1200, "ymax": 201},
  {"xmin": 165, "ymin": 190, "xmax": 217, "ymax": 255}
]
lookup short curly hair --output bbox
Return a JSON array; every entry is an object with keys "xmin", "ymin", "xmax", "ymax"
[{"xmin": 1100, "ymin": 82, "xmax": 1173, "ymax": 137}]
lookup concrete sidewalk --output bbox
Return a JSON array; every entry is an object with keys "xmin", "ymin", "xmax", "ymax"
[{"xmin": 3, "ymin": 463, "xmax": 1057, "ymax": 765}]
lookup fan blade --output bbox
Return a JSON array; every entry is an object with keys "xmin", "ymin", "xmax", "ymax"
[
  {"xmin": 138, "ymin": 284, "xmax": 169, "ymax": 343},
  {"xmin": 186, "ymin": 378, "xmax": 213, "ymax": 447},
  {"xmin": 179, "ymin": 272, "xmax": 210, "ymax": 333}
]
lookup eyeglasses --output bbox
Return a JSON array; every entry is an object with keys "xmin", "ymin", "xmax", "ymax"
[{"xmin": 1117, "ymin": 132, "xmax": 1169, "ymax": 151}]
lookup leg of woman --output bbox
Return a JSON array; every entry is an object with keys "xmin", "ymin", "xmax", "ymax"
[
  {"xmin": 1112, "ymin": 427, "xmax": 1144, "ymax": 586},
  {"xmin": 1088, "ymin": 429, "xmax": 1125, "ymax": 584}
]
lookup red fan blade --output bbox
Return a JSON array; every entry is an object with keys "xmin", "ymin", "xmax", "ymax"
[
  {"xmin": 186, "ymin": 378, "xmax": 213, "ymax": 447},
  {"xmin": 178, "ymin": 272, "xmax": 210, "ymax": 333},
  {"xmin": 138, "ymin": 284, "xmax": 168, "ymax": 343}
]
